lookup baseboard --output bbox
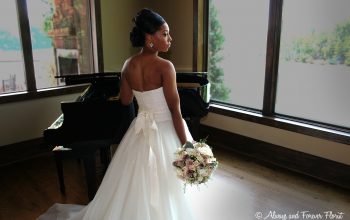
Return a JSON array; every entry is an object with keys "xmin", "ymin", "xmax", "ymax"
[
  {"xmin": 0, "ymin": 138, "xmax": 51, "ymax": 167},
  {"xmin": 199, "ymin": 125, "xmax": 350, "ymax": 190}
]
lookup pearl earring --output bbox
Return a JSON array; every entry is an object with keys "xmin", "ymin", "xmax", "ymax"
[{"xmin": 149, "ymin": 42, "xmax": 154, "ymax": 48}]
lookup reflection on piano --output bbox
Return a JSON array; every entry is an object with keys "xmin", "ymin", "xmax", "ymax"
[{"xmin": 44, "ymin": 72, "xmax": 210, "ymax": 200}]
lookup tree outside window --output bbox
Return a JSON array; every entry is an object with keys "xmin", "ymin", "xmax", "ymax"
[{"xmin": 208, "ymin": 0, "xmax": 230, "ymax": 102}]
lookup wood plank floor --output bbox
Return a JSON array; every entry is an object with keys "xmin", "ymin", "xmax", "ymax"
[
  {"xmin": 188, "ymin": 148, "xmax": 350, "ymax": 220},
  {"xmin": 0, "ymin": 147, "xmax": 349, "ymax": 220}
]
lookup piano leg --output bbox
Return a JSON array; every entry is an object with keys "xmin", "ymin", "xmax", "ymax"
[
  {"xmin": 52, "ymin": 142, "xmax": 113, "ymax": 201},
  {"xmin": 77, "ymin": 143, "xmax": 112, "ymax": 201},
  {"xmin": 82, "ymin": 154, "xmax": 97, "ymax": 201},
  {"xmin": 54, "ymin": 151, "xmax": 66, "ymax": 195},
  {"xmin": 186, "ymin": 116, "xmax": 201, "ymax": 141},
  {"xmin": 99, "ymin": 147, "xmax": 111, "ymax": 174}
]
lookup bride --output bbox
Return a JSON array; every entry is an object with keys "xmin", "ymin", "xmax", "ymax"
[{"xmin": 37, "ymin": 8, "xmax": 195, "ymax": 220}]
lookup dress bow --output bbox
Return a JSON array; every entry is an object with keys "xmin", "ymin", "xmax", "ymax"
[
  {"xmin": 134, "ymin": 110, "xmax": 160, "ymax": 209},
  {"xmin": 135, "ymin": 111, "xmax": 158, "ymax": 138}
]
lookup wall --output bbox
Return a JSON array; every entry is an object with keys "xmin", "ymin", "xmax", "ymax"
[
  {"xmin": 0, "ymin": 93, "xmax": 79, "ymax": 146},
  {"xmin": 139, "ymin": 0, "xmax": 194, "ymax": 71},
  {"xmin": 100, "ymin": 0, "xmax": 193, "ymax": 72},
  {"xmin": 201, "ymin": 113, "xmax": 350, "ymax": 166},
  {"xmin": 100, "ymin": 0, "xmax": 139, "ymax": 72}
]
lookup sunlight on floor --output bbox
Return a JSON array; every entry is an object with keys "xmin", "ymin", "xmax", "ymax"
[{"xmin": 184, "ymin": 151, "xmax": 350, "ymax": 220}]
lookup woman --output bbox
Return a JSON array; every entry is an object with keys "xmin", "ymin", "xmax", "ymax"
[
  {"xmin": 37, "ymin": 8, "xmax": 195, "ymax": 220},
  {"xmin": 120, "ymin": 8, "xmax": 189, "ymax": 146}
]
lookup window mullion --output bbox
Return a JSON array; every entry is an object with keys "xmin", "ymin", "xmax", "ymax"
[
  {"xmin": 16, "ymin": 0, "xmax": 36, "ymax": 92},
  {"xmin": 193, "ymin": 0, "xmax": 198, "ymax": 71},
  {"xmin": 203, "ymin": 0, "xmax": 209, "ymax": 72},
  {"xmin": 90, "ymin": 0, "xmax": 104, "ymax": 72},
  {"xmin": 262, "ymin": 0, "xmax": 283, "ymax": 116}
]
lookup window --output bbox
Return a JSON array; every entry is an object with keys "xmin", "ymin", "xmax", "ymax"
[
  {"xmin": 276, "ymin": 0, "xmax": 350, "ymax": 128},
  {"xmin": 208, "ymin": 0, "xmax": 269, "ymax": 110},
  {"xmin": 0, "ymin": 0, "xmax": 27, "ymax": 93},
  {"xmin": 207, "ymin": 0, "xmax": 350, "ymax": 140},
  {"xmin": 0, "ymin": 0, "xmax": 95, "ymax": 95}
]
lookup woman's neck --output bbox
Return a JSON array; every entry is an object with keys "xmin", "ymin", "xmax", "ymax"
[{"xmin": 140, "ymin": 47, "xmax": 158, "ymax": 56}]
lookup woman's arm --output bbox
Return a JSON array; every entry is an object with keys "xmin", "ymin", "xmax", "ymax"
[
  {"xmin": 162, "ymin": 61, "xmax": 188, "ymax": 145},
  {"xmin": 120, "ymin": 61, "xmax": 134, "ymax": 105}
]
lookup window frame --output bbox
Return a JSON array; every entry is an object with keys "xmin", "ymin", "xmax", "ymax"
[
  {"xmin": 206, "ymin": 0, "xmax": 350, "ymax": 145},
  {"xmin": 0, "ymin": 0, "xmax": 103, "ymax": 103}
]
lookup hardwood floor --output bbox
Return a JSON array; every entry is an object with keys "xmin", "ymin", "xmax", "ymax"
[
  {"xmin": 0, "ymin": 147, "xmax": 349, "ymax": 220},
  {"xmin": 188, "ymin": 147, "xmax": 350, "ymax": 220},
  {"xmin": 0, "ymin": 154, "xmax": 89, "ymax": 220}
]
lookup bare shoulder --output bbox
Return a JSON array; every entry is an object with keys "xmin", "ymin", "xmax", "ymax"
[
  {"xmin": 157, "ymin": 57, "xmax": 175, "ymax": 75},
  {"xmin": 124, "ymin": 54, "xmax": 139, "ymax": 68},
  {"xmin": 122, "ymin": 54, "xmax": 140, "ymax": 75},
  {"xmin": 158, "ymin": 57, "xmax": 174, "ymax": 68}
]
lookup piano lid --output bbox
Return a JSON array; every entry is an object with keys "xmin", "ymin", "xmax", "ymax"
[
  {"xmin": 56, "ymin": 72, "xmax": 120, "ymax": 85},
  {"xmin": 55, "ymin": 72, "xmax": 210, "ymax": 103},
  {"xmin": 56, "ymin": 72, "xmax": 208, "ymax": 86}
]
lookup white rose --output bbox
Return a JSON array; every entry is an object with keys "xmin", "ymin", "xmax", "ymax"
[
  {"xmin": 186, "ymin": 148, "xmax": 196, "ymax": 156},
  {"xmin": 197, "ymin": 145, "xmax": 213, "ymax": 157}
]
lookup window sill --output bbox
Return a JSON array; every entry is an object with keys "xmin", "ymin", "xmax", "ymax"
[
  {"xmin": 209, "ymin": 103, "xmax": 350, "ymax": 145},
  {"xmin": 0, "ymin": 84, "xmax": 89, "ymax": 105}
]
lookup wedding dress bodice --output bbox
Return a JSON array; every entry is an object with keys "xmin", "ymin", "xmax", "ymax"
[{"xmin": 133, "ymin": 87, "xmax": 172, "ymax": 123}]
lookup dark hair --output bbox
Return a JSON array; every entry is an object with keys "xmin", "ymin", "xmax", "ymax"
[{"xmin": 130, "ymin": 8, "xmax": 165, "ymax": 47}]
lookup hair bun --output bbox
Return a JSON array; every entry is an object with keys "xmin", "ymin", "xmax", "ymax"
[
  {"xmin": 129, "ymin": 8, "xmax": 165, "ymax": 48},
  {"xmin": 130, "ymin": 26, "xmax": 145, "ymax": 47}
]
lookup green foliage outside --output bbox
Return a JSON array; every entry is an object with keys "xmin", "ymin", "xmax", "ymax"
[
  {"xmin": 208, "ymin": 0, "xmax": 230, "ymax": 101},
  {"xmin": 41, "ymin": 0, "xmax": 54, "ymax": 33},
  {"xmin": 282, "ymin": 20, "xmax": 350, "ymax": 66}
]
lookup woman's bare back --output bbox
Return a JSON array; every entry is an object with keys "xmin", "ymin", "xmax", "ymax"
[
  {"xmin": 120, "ymin": 50, "xmax": 188, "ymax": 145},
  {"xmin": 123, "ymin": 53, "xmax": 169, "ymax": 92}
]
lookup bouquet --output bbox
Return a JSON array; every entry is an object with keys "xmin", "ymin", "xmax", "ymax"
[{"xmin": 172, "ymin": 138, "xmax": 218, "ymax": 191}]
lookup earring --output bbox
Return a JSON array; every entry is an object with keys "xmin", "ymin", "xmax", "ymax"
[{"xmin": 149, "ymin": 42, "xmax": 154, "ymax": 48}]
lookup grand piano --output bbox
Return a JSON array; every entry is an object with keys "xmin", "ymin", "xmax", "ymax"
[{"xmin": 44, "ymin": 72, "xmax": 210, "ymax": 200}]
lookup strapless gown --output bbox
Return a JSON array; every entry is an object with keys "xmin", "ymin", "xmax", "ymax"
[{"xmin": 37, "ymin": 87, "xmax": 195, "ymax": 220}]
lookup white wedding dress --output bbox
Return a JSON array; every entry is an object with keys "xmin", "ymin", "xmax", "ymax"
[{"xmin": 37, "ymin": 87, "xmax": 195, "ymax": 220}]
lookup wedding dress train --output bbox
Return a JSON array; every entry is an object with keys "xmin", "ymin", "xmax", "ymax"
[{"xmin": 37, "ymin": 87, "xmax": 195, "ymax": 220}]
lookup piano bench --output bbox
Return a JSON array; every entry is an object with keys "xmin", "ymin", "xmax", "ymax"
[{"xmin": 52, "ymin": 144, "xmax": 111, "ymax": 201}]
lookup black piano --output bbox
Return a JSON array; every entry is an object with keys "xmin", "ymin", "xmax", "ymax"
[{"xmin": 44, "ymin": 72, "xmax": 210, "ymax": 200}]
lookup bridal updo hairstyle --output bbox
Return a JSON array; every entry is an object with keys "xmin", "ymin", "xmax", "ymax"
[{"xmin": 130, "ymin": 8, "xmax": 166, "ymax": 47}]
